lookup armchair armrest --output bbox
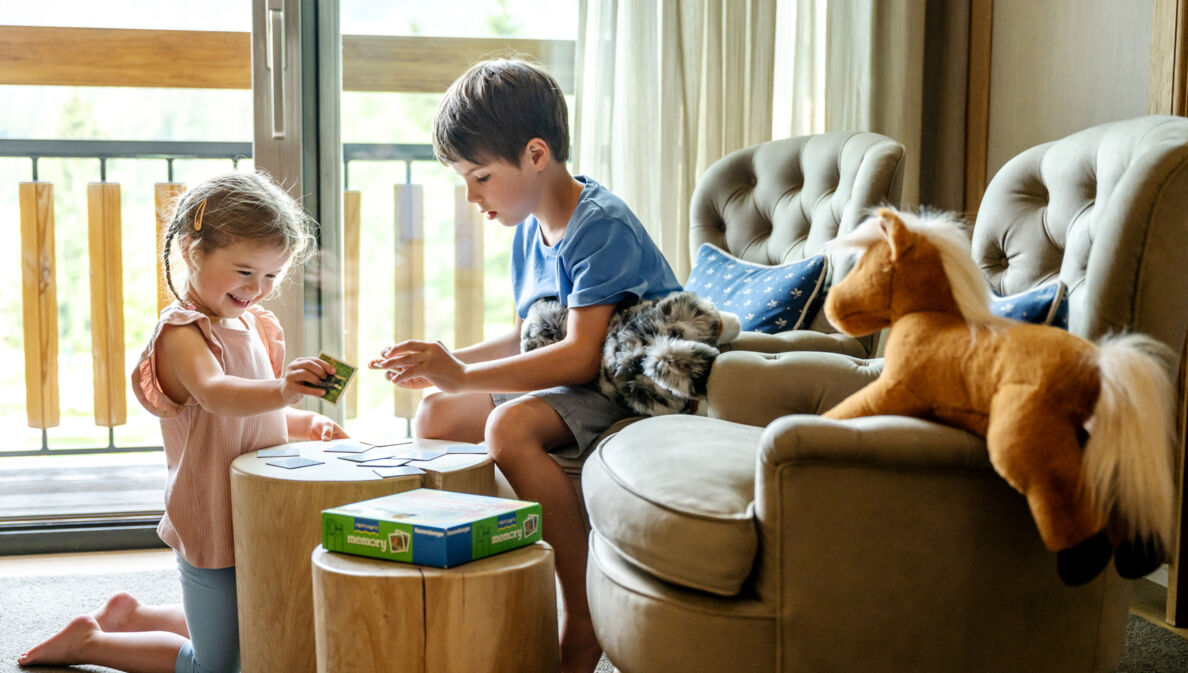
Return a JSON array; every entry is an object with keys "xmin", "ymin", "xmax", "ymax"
[
  {"xmin": 746, "ymin": 412, "xmax": 1128, "ymax": 673},
  {"xmin": 706, "ymin": 351, "xmax": 883, "ymax": 427},
  {"xmin": 723, "ymin": 330, "xmax": 873, "ymax": 357},
  {"xmin": 759, "ymin": 413, "xmax": 989, "ymax": 470}
]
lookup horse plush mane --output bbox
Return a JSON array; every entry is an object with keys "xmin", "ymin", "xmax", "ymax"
[{"xmin": 823, "ymin": 207, "xmax": 1176, "ymax": 585}]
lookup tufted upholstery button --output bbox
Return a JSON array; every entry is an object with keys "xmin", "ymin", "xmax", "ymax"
[
  {"xmin": 1000, "ymin": 255, "xmax": 1009, "ymax": 267},
  {"xmin": 749, "ymin": 176, "xmax": 757, "ymax": 187}
]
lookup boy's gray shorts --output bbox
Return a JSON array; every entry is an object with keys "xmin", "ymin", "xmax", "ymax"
[{"xmin": 491, "ymin": 383, "xmax": 634, "ymax": 459}]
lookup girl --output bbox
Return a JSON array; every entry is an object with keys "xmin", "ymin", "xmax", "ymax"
[{"xmin": 19, "ymin": 171, "xmax": 346, "ymax": 673}]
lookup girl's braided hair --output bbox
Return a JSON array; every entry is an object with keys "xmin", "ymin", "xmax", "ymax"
[{"xmin": 162, "ymin": 171, "xmax": 317, "ymax": 306}]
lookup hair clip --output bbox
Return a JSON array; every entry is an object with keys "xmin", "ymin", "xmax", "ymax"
[{"xmin": 194, "ymin": 199, "xmax": 208, "ymax": 232}]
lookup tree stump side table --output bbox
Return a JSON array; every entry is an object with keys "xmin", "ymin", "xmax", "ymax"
[
  {"xmin": 311, "ymin": 542, "xmax": 559, "ymax": 673},
  {"xmin": 230, "ymin": 439, "xmax": 495, "ymax": 673}
]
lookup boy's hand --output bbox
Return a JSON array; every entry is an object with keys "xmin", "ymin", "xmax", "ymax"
[
  {"xmin": 306, "ymin": 414, "xmax": 349, "ymax": 441},
  {"xmin": 370, "ymin": 340, "xmax": 467, "ymax": 392},
  {"xmin": 280, "ymin": 356, "xmax": 338, "ymax": 404}
]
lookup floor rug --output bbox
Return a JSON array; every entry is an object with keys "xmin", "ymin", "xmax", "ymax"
[{"xmin": 0, "ymin": 569, "xmax": 1181, "ymax": 672}]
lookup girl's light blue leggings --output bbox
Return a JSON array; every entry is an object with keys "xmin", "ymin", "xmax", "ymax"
[{"xmin": 175, "ymin": 554, "xmax": 240, "ymax": 673}]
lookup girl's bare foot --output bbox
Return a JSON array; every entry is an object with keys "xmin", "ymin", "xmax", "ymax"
[
  {"xmin": 94, "ymin": 592, "xmax": 140, "ymax": 631},
  {"xmin": 18, "ymin": 615, "xmax": 100, "ymax": 666}
]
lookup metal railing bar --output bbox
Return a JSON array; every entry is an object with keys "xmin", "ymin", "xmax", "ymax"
[
  {"xmin": 2, "ymin": 446, "xmax": 167, "ymax": 459},
  {"xmin": 0, "ymin": 139, "xmax": 253, "ymax": 160},
  {"xmin": 343, "ymin": 142, "xmax": 435, "ymax": 163},
  {"xmin": 0, "ymin": 139, "xmax": 436, "ymax": 163}
]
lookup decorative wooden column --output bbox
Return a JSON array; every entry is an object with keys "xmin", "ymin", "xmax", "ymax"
[
  {"xmin": 453, "ymin": 185, "xmax": 484, "ymax": 349},
  {"xmin": 154, "ymin": 182, "xmax": 186, "ymax": 314},
  {"xmin": 87, "ymin": 182, "xmax": 126, "ymax": 427},
  {"xmin": 393, "ymin": 184, "xmax": 424, "ymax": 420},
  {"xmin": 1149, "ymin": 0, "xmax": 1188, "ymax": 628},
  {"xmin": 19, "ymin": 181, "xmax": 59, "ymax": 429},
  {"xmin": 343, "ymin": 189, "xmax": 361, "ymax": 418}
]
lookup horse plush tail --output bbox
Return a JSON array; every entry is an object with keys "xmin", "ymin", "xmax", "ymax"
[{"xmin": 1083, "ymin": 334, "xmax": 1177, "ymax": 578}]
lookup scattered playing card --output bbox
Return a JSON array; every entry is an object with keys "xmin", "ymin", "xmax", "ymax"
[
  {"xmin": 321, "ymin": 440, "xmax": 372, "ymax": 454},
  {"xmin": 317, "ymin": 353, "xmax": 357, "ymax": 405},
  {"xmin": 367, "ymin": 438, "xmax": 415, "ymax": 448},
  {"xmin": 337, "ymin": 452, "xmax": 397, "ymax": 463},
  {"xmin": 372, "ymin": 465, "xmax": 425, "ymax": 478},
  {"xmin": 258, "ymin": 446, "xmax": 300, "ymax": 458},
  {"xmin": 266, "ymin": 456, "xmax": 325, "ymax": 470},
  {"xmin": 360, "ymin": 459, "xmax": 411, "ymax": 468},
  {"xmin": 446, "ymin": 445, "xmax": 487, "ymax": 455},
  {"xmin": 393, "ymin": 448, "xmax": 447, "ymax": 462}
]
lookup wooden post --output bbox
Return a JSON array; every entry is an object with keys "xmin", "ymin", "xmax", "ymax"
[
  {"xmin": 964, "ymin": 0, "xmax": 993, "ymax": 216},
  {"xmin": 454, "ymin": 185, "xmax": 484, "ymax": 349},
  {"xmin": 343, "ymin": 190, "xmax": 361, "ymax": 419},
  {"xmin": 19, "ymin": 181, "xmax": 59, "ymax": 430},
  {"xmin": 154, "ymin": 182, "xmax": 186, "ymax": 314},
  {"xmin": 1169, "ymin": 330, "xmax": 1188, "ymax": 626},
  {"xmin": 88, "ymin": 182, "xmax": 126, "ymax": 427},
  {"xmin": 394, "ymin": 184, "xmax": 425, "ymax": 420}
]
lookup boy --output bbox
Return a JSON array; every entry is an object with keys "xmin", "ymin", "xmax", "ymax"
[{"xmin": 370, "ymin": 58, "xmax": 681, "ymax": 673}]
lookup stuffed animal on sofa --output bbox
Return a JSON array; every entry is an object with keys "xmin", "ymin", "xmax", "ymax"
[
  {"xmin": 521, "ymin": 291, "xmax": 741, "ymax": 416},
  {"xmin": 821, "ymin": 207, "xmax": 1176, "ymax": 586}
]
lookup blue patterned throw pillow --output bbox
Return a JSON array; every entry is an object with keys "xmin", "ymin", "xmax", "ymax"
[
  {"xmin": 990, "ymin": 280, "xmax": 1069, "ymax": 329},
  {"xmin": 684, "ymin": 243, "xmax": 828, "ymax": 334}
]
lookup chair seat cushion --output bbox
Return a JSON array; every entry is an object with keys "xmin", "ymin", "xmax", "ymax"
[{"xmin": 582, "ymin": 415, "xmax": 763, "ymax": 596}]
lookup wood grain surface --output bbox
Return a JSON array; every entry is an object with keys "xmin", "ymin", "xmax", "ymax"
[{"xmin": 311, "ymin": 542, "xmax": 559, "ymax": 673}]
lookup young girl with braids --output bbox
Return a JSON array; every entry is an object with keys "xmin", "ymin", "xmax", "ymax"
[{"xmin": 19, "ymin": 171, "xmax": 347, "ymax": 673}]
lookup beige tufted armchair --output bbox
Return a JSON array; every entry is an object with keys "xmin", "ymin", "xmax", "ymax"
[
  {"xmin": 553, "ymin": 131, "xmax": 906, "ymax": 512},
  {"xmin": 583, "ymin": 115, "xmax": 1188, "ymax": 673},
  {"xmin": 688, "ymin": 131, "xmax": 905, "ymax": 357}
]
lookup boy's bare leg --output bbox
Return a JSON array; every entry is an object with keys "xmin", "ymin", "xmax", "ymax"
[
  {"xmin": 486, "ymin": 397, "xmax": 600, "ymax": 673},
  {"xmin": 94, "ymin": 593, "xmax": 189, "ymax": 637},
  {"xmin": 412, "ymin": 391, "xmax": 495, "ymax": 442},
  {"xmin": 18, "ymin": 615, "xmax": 185, "ymax": 673}
]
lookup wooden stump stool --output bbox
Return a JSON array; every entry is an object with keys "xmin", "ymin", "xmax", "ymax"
[
  {"xmin": 311, "ymin": 542, "xmax": 560, "ymax": 673},
  {"xmin": 231, "ymin": 439, "xmax": 495, "ymax": 673}
]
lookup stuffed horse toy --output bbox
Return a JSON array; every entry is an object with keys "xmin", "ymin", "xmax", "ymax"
[
  {"xmin": 823, "ymin": 207, "xmax": 1176, "ymax": 586},
  {"xmin": 522, "ymin": 291, "xmax": 740, "ymax": 416}
]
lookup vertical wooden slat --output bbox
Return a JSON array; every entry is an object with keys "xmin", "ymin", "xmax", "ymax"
[
  {"xmin": 154, "ymin": 182, "xmax": 186, "ymax": 314},
  {"xmin": 453, "ymin": 185, "xmax": 484, "ymax": 349},
  {"xmin": 1169, "ymin": 331, "xmax": 1188, "ymax": 626},
  {"xmin": 1149, "ymin": 0, "xmax": 1188, "ymax": 116},
  {"xmin": 343, "ymin": 190, "xmax": 362, "ymax": 419},
  {"xmin": 88, "ymin": 182, "xmax": 126, "ymax": 427},
  {"xmin": 393, "ymin": 184, "xmax": 425, "ymax": 420},
  {"xmin": 19, "ymin": 182, "xmax": 59, "ymax": 429}
]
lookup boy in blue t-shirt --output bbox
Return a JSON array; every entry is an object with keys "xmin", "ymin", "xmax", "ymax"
[{"xmin": 370, "ymin": 58, "xmax": 680, "ymax": 673}]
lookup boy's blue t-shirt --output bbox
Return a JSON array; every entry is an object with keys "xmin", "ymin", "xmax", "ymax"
[{"xmin": 510, "ymin": 176, "xmax": 682, "ymax": 319}]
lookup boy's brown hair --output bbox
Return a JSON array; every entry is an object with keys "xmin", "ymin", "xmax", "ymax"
[{"xmin": 432, "ymin": 58, "xmax": 569, "ymax": 166}]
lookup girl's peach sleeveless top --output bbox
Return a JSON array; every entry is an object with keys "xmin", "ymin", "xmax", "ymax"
[{"xmin": 133, "ymin": 303, "xmax": 288, "ymax": 569}]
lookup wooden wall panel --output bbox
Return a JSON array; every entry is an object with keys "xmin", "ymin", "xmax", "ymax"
[
  {"xmin": 0, "ymin": 26, "xmax": 574, "ymax": 93},
  {"xmin": 87, "ymin": 183, "xmax": 126, "ymax": 427},
  {"xmin": 964, "ymin": 0, "xmax": 993, "ymax": 215},
  {"xmin": 1149, "ymin": 0, "xmax": 1188, "ymax": 115},
  {"xmin": 154, "ymin": 183, "xmax": 186, "ymax": 315},
  {"xmin": 393, "ymin": 185, "xmax": 425, "ymax": 421},
  {"xmin": 0, "ymin": 26, "xmax": 250, "ymax": 89},
  {"xmin": 19, "ymin": 182, "xmax": 59, "ymax": 429},
  {"xmin": 453, "ymin": 186, "xmax": 484, "ymax": 350},
  {"xmin": 343, "ymin": 190, "xmax": 362, "ymax": 419}
]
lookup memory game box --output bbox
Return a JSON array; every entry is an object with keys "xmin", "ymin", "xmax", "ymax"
[{"xmin": 321, "ymin": 488, "xmax": 542, "ymax": 568}]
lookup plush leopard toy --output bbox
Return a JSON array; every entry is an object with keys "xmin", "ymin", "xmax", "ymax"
[{"xmin": 521, "ymin": 291, "xmax": 741, "ymax": 416}]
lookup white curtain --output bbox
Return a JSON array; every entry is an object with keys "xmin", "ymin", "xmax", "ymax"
[{"xmin": 573, "ymin": 0, "xmax": 925, "ymax": 278}]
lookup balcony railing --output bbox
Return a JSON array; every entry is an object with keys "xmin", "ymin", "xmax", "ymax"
[{"xmin": 2, "ymin": 138, "xmax": 486, "ymax": 457}]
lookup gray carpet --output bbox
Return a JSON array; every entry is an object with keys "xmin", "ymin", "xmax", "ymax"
[{"xmin": 0, "ymin": 569, "xmax": 1182, "ymax": 672}]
